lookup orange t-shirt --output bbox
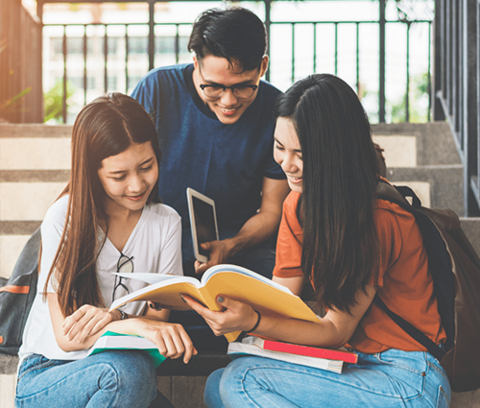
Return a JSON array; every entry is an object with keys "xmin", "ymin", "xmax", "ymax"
[{"xmin": 273, "ymin": 191, "xmax": 446, "ymax": 354}]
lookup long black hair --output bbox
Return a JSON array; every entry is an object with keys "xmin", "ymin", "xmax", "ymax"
[{"xmin": 276, "ymin": 74, "xmax": 380, "ymax": 313}]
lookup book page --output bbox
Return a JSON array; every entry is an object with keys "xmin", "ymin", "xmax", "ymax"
[
  {"xmin": 110, "ymin": 276, "xmax": 204, "ymax": 311},
  {"xmin": 199, "ymin": 265, "xmax": 319, "ymax": 327}
]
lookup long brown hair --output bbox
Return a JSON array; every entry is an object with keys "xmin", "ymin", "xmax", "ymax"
[
  {"xmin": 275, "ymin": 74, "xmax": 380, "ymax": 313},
  {"xmin": 44, "ymin": 93, "xmax": 161, "ymax": 316}
]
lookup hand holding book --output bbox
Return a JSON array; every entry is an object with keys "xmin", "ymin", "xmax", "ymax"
[
  {"xmin": 180, "ymin": 293, "xmax": 261, "ymax": 338},
  {"xmin": 109, "ymin": 265, "xmax": 320, "ymax": 342}
]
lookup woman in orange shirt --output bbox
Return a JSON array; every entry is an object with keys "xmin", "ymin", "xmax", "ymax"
[{"xmin": 183, "ymin": 74, "xmax": 451, "ymax": 408}]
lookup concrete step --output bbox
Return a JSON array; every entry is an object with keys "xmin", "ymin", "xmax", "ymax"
[
  {"xmin": 371, "ymin": 122, "xmax": 465, "ymax": 216},
  {"xmin": 386, "ymin": 165, "xmax": 464, "ymax": 216},
  {"xmin": 0, "ymin": 124, "xmax": 70, "ymax": 279},
  {"xmin": 372, "ymin": 122, "xmax": 462, "ymax": 166}
]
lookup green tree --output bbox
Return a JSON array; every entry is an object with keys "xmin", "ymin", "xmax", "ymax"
[
  {"xmin": 44, "ymin": 80, "xmax": 76, "ymax": 123},
  {"xmin": 389, "ymin": 72, "xmax": 430, "ymax": 123}
]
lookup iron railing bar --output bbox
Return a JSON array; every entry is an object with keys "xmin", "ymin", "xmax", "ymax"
[
  {"xmin": 265, "ymin": 0, "xmax": 271, "ymax": 82},
  {"xmin": 313, "ymin": 23, "xmax": 317, "ymax": 74},
  {"xmin": 45, "ymin": 20, "xmax": 435, "ymax": 28},
  {"xmin": 379, "ymin": 0, "xmax": 386, "ymax": 123},
  {"xmin": 175, "ymin": 24, "xmax": 180, "ymax": 64},
  {"xmin": 63, "ymin": 25, "xmax": 67, "ymax": 124},
  {"xmin": 406, "ymin": 22, "xmax": 410, "ymax": 123},
  {"xmin": 148, "ymin": 0, "xmax": 155, "ymax": 71},
  {"xmin": 334, "ymin": 22, "xmax": 338, "ymax": 76},
  {"xmin": 291, "ymin": 23, "xmax": 295, "ymax": 83},
  {"xmin": 428, "ymin": 21, "xmax": 431, "ymax": 122},
  {"xmin": 356, "ymin": 22, "xmax": 359, "ymax": 93},
  {"xmin": 125, "ymin": 24, "xmax": 129, "ymax": 93},
  {"xmin": 104, "ymin": 26, "xmax": 108, "ymax": 94},
  {"xmin": 83, "ymin": 25, "xmax": 87, "ymax": 106}
]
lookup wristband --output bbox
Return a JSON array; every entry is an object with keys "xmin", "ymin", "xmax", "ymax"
[
  {"xmin": 245, "ymin": 310, "xmax": 261, "ymax": 333},
  {"xmin": 119, "ymin": 310, "xmax": 128, "ymax": 320}
]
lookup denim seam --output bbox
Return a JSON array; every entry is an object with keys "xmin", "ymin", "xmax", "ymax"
[
  {"xmin": 242, "ymin": 364, "xmax": 419, "ymax": 401},
  {"xmin": 100, "ymin": 361, "xmax": 121, "ymax": 408},
  {"xmin": 437, "ymin": 385, "xmax": 448, "ymax": 408},
  {"xmin": 17, "ymin": 358, "xmax": 55, "ymax": 383},
  {"xmin": 427, "ymin": 361, "xmax": 449, "ymax": 383},
  {"xmin": 374, "ymin": 353, "xmax": 426, "ymax": 376},
  {"xmin": 239, "ymin": 368, "xmax": 267, "ymax": 408}
]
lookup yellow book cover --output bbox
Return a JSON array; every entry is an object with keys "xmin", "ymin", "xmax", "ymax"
[{"xmin": 109, "ymin": 264, "xmax": 320, "ymax": 342}]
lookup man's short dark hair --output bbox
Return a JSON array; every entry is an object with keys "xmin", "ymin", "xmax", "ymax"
[{"xmin": 188, "ymin": 7, "xmax": 267, "ymax": 72}]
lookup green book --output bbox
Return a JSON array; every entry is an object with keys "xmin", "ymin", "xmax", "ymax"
[{"xmin": 88, "ymin": 331, "xmax": 166, "ymax": 368}]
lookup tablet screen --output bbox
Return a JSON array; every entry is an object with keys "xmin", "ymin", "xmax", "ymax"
[{"xmin": 191, "ymin": 196, "xmax": 217, "ymax": 257}]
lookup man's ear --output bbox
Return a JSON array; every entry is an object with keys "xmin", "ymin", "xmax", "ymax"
[
  {"xmin": 193, "ymin": 55, "xmax": 199, "ymax": 69},
  {"xmin": 259, "ymin": 55, "xmax": 269, "ymax": 78}
]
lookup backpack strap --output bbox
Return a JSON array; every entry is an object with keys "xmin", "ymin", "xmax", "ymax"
[
  {"xmin": 375, "ymin": 180, "xmax": 446, "ymax": 361},
  {"xmin": 373, "ymin": 295, "xmax": 445, "ymax": 361}
]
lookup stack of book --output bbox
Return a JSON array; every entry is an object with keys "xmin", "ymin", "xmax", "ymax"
[{"xmin": 228, "ymin": 336, "xmax": 358, "ymax": 374}]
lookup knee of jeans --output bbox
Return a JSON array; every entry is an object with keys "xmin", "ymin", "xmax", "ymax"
[
  {"xmin": 99, "ymin": 352, "xmax": 157, "ymax": 397},
  {"xmin": 218, "ymin": 358, "xmax": 255, "ymax": 398},
  {"xmin": 204, "ymin": 368, "xmax": 225, "ymax": 407}
]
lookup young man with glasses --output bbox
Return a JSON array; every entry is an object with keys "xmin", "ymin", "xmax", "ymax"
[{"xmin": 132, "ymin": 7, "xmax": 289, "ymax": 280}]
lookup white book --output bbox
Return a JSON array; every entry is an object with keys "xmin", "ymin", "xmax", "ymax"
[{"xmin": 227, "ymin": 336, "xmax": 345, "ymax": 374}]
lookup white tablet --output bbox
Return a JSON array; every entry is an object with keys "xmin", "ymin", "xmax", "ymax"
[{"xmin": 186, "ymin": 188, "xmax": 219, "ymax": 264}]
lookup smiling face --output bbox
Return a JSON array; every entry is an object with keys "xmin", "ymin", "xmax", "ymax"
[
  {"xmin": 97, "ymin": 142, "xmax": 158, "ymax": 216},
  {"xmin": 274, "ymin": 117, "xmax": 303, "ymax": 193},
  {"xmin": 193, "ymin": 54, "xmax": 268, "ymax": 125}
]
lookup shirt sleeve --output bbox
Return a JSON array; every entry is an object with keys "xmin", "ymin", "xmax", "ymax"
[
  {"xmin": 273, "ymin": 192, "xmax": 304, "ymax": 278},
  {"xmin": 38, "ymin": 199, "xmax": 69, "ymax": 293},
  {"xmin": 131, "ymin": 75, "xmax": 156, "ymax": 118}
]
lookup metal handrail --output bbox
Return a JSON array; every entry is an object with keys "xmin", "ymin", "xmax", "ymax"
[{"xmin": 44, "ymin": 15, "xmax": 433, "ymax": 125}]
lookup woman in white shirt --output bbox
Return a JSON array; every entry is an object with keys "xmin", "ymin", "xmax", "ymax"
[{"xmin": 15, "ymin": 93, "xmax": 196, "ymax": 408}]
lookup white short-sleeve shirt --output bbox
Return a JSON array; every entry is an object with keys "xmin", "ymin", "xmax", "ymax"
[{"xmin": 19, "ymin": 195, "xmax": 183, "ymax": 362}]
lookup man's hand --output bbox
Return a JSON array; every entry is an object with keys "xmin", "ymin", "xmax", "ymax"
[
  {"xmin": 194, "ymin": 178, "xmax": 290, "ymax": 275},
  {"xmin": 194, "ymin": 239, "xmax": 234, "ymax": 275}
]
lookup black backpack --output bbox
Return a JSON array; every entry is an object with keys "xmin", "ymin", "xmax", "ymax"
[
  {"xmin": 0, "ymin": 228, "xmax": 40, "ymax": 355},
  {"xmin": 375, "ymin": 181, "xmax": 480, "ymax": 392}
]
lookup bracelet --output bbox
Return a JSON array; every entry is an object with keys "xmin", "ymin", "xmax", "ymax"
[
  {"xmin": 245, "ymin": 310, "xmax": 261, "ymax": 333},
  {"xmin": 119, "ymin": 310, "xmax": 128, "ymax": 320}
]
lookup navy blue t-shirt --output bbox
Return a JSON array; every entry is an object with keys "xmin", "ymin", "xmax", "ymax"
[{"xmin": 132, "ymin": 63, "xmax": 285, "ymax": 263}]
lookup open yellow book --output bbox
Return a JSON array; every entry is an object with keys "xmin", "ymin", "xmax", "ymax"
[{"xmin": 109, "ymin": 264, "xmax": 320, "ymax": 342}]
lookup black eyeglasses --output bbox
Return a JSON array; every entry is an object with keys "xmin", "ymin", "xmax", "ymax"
[
  {"xmin": 112, "ymin": 253, "xmax": 134, "ymax": 304},
  {"xmin": 197, "ymin": 66, "xmax": 259, "ymax": 100},
  {"xmin": 199, "ymin": 84, "xmax": 258, "ymax": 99}
]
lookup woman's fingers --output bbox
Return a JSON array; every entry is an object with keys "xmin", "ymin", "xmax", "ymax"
[
  {"xmin": 139, "ymin": 320, "xmax": 197, "ymax": 364},
  {"xmin": 62, "ymin": 308, "xmax": 85, "ymax": 335},
  {"xmin": 63, "ymin": 305, "xmax": 114, "ymax": 342},
  {"xmin": 181, "ymin": 293, "xmax": 255, "ymax": 335}
]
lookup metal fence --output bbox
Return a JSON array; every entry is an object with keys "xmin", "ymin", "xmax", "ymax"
[
  {"xmin": 39, "ymin": 0, "xmax": 434, "ymax": 125},
  {"xmin": 434, "ymin": 0, "xmax": 480, "ymax": 215},
  {"xmin": 0, "ymin": 0, "xmax": 43, "ymax": 123}
]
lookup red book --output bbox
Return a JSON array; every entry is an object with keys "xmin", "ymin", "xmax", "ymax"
[{"xmin": 250, "ymin": 336, "xmax": 358, "ymax": 364}]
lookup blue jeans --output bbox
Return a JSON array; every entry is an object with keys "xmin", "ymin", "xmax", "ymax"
[
  {"xmin": 15, "ymin": 351, "xmax": 159, "ymax": 408},
  {"xmin": 204, "ymin": 349, "xmax": 451, "ymax": 408}
]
